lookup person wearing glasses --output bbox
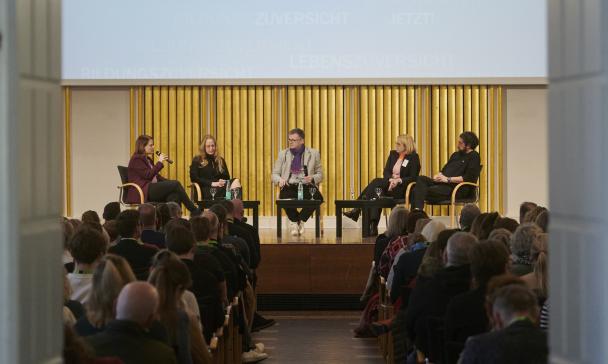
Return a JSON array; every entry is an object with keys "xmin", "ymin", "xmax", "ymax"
[
  {"xmin": 189, "ymin": 134, "xmax": 242, "ymax": 201},
  {"xmin": 411, "ymin": 131, "xmax": 481, "ymax": 210},
  {"xmin": 343, "ymin": 134, "xmax": 420, "ymax": 236},
  {"xmin": 271, "ymin": 128, "xmax": 323, "ymax": 237}
]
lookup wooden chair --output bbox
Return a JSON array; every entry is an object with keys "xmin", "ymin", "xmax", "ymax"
[
  {"xmin": 378, "ymin": 277, "xmax": 395, "ymax": 363},
  {"xmin": 404, "ymin": 169, "xmax": 481, "ymax": 227},
  {"xmin": 116, "ymin": 165, "xmax": 144, "ymax": 209}
]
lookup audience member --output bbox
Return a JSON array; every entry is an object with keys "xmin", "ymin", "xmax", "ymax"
[
  {"xmin": 535, "ymin": 210, "xmax": 549, "ymax": 233},
  {"xmin": 519, "ymin": 202, "xmax": 538, "ymax": 224},
  {"xmin": 459, "ymin": 204, "xmax": 481, "ymax": 232},
  {"xmin": 63, "ymin": 220, "xmax": 75, "ymax": 273},
  {"xmin": 373, "ymin": 207, "xmax": 410, "ymax": 269},
  {"xmin": 102, "ymin": 202, "xmax": 121, "ymax": 222},
  {"xmin": 139, "ymin": 203, "xmax": 165, "ymax": 248},
  {"xmin": 459, "ymin": 284, "xmax": 547, "ymax": 364},
  {"xmin": 493, "ymin": 216, "xmax": 519, "ymax": 233},
  {"xmin": 220, "ymin": 200, "xmax": 257, "ymax": 268},
  {"xmin": 420, "ymin": 219, "xmax": 446, "ymax": 243},
  {"xmin": 64, "ymin": 324, "xmax": 122, "ymax": 364},
  {"xmin": 156, "ymin": 203, "xmax": 172, "ymax": 232},
  {"xmin": 63, "ymin": 274, "xmax": 84, "ymax": 323},
  {"xmin": 108, "ymin": 210, "xmax": 158, "ymax": 280},
  {"xmin": 477, "ymin": 212, "xmax": 500, "ymax": 240},
  {"xmin": 82, "ymin": 210, "xmax": 101, "ymax": 224},
  {"xmin": 86, "ymin": 282, "xmax": 178, "ymax": 363},
  {"xmin": 167, "ymin": 201, "xmax": 183, "ymax": 219},
  {"xmin": 209, "ymin": 203, "xmax": 251, "ymax": 268},
  {"xmin": 468, "ymin": 212, "xmax": 489, "ymax": 239},
  {"xmin": 523, "ymin": 206, "xmax": 547, "ymax": 225},
  {"xmin": 488, "ymin": 228, "xmax": 512, "ymax": 252},
  {"xmin": 521, "ymin": 233, "xmax": 549, "ymax": 301},
  {"xmin": 510, "ymin": 223, "xmax": 542, "ymax": 276},
  {"xmin": 67, "ymin": 226, "xmax": 107, "ymax": 303},
  {"xmin": 102, "ymin": 220, "xmax": 119, "ymax": 246},
  {"xmin": 378, "ymin": 207, "xmax": 410, "ymax": 278}
]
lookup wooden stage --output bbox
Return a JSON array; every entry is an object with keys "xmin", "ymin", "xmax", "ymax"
[{"xmin": 255, "ymin": 228, "xmax": 374, "ymax": 303}]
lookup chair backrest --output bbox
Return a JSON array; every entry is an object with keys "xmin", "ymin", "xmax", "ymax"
[{"xmin": 117, "ymin": 166, "xmax": 129, "ymax": 184}]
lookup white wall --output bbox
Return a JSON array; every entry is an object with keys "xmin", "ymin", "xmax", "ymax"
[
  {"xmin": 70, "ymin": 88, "xmax": 130, "ymax": 217},
  {"xmin": 504, "ymin": 86, "xmax": 548, "ymax": 217}
]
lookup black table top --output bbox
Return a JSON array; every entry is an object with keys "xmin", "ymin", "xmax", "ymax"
[
  {"xmin": 335, "ymin": 198, "xmax": 400, "ymax": 208},
  {"xmin": 276, "ymin": 199, "xmax": 323, "ymax": 206},
  {"xmin": 197, "ymin": 199, "xmax": 260, "ymax": 207}
]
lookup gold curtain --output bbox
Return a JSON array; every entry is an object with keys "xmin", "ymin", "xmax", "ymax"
[{"xmin": 124, "ymin": 85, "xmax": 503, "ymax": 217}]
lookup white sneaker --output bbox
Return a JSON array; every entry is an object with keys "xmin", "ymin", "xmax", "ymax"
[
  {"xmin": 242, "ymin": 349, "xmax": 268, "ymax": 363},
  {"xmin": 298, "ymin": 221, "xmax": 305, "ymax": 235},
  {"xmin": 290, "ymin": 222, "xmax": 299, "ymax": 236}
]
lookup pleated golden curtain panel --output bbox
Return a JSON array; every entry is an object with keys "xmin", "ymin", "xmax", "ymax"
[{"xmin": 119, "ymin": 85, "xmax": 503, "ymax": 217}]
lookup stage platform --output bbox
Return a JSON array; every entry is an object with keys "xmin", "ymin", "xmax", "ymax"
[{"xmin": 256, "ymin": 228, "xmax": 374, "ymax": 310}]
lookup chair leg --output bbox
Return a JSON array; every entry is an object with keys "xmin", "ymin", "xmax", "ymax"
[{"xmin": 450, "ymin": 203, "xmax": 456, "ymax": 228}]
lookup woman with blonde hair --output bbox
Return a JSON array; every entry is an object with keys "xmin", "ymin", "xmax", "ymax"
[
  {"xmin": 189, "ymin": 134, "xmax": 242, "ymax": 201},
  {"xmin": 344, "ymin": 134, "xmax": 420, "ymax": 235},
  {"xmin": 521, "ymin": 233, "xmax": 549, "ymax": 301}
]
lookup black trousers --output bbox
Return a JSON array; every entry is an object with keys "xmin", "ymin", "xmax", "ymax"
[
  {"xmin": 149, "ymin": 180, "xmax": 199, "ymax": 212},
  {"xmin": 357, "ymin": 177, "xmax": 406, "ymax": 227},
  {"xmin": 411, "ymin": 175, "xmax": 468, "ymax": 210},
  {"xmin": 279, "ymin": 184, "xmax": 323, "ymax": 222}
]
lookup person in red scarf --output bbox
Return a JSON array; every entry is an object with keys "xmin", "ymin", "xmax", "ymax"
[{"xmin": 344, "ymin": 134, "xmax": 420, "ymax": 236}]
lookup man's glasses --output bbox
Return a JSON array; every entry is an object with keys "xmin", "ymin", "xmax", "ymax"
[{"xmin": 288, "ymin": 138, "xmax": 301, "ymax": 143}]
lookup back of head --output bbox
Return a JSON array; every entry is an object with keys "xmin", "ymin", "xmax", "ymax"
[
  {"xmin": 156, "ymin": 203, "xmax": 172, "ymax": 231},
  {"xmin": 523, "ymin": 206, "xmax": 547, "ymax": 224},
  {"xmin": 232, "ymin": 199, "xmax": 244, "ymax": 220},
  {"xmin": 62, "ymin": 220, "xmax": 75, "ymax": 250},
  {"xmin": 421, "ymin": 219, "xmax": 447, "ymax": 243},
  {"xmin": 190, "ymin": 215, "xmax": 211, "ymax": 242},
  {"xmin": 470, "ymin": 240, "xmax": 510, "ymax": 289},
  {"xmin": 166, "ymin": 226, "xmax": 195, "ymax": 255},
  {"xmin": 406, "ymin": 209, "xmax": 429, "ymax": 234},
  {"xmin": 491, "ymin": 284, "xmax": 539, "ymax": 327},
  {"xmin": 115, "ymin": 281, "xmax": 159, "ymax": 326},
  {"xmin": 414, "ymin": 218, "xmax": 431, "ymax": 235},
  {"xmin": 531, "ymin": 233, "xmax": 549, "ymax": 297},
  {"xmin": 102, "ymin": 202, "xmax": 121, "ymax": 221},
  {"xmin": 459, "ymin": 204, "xmax": 481, "ymax": 232},
  {"xmin": 69, "ymin": 226, "xmax": 107, "ymax": 265},
  {"xmin": 485, "ymin": 274, "xmax": 526, "ymax": 324},
  {"xmin": 220, "ymin": 200, "xmax": 234, "ymax": 217},
  {"xmin": 81, "ymin": 210, "xmax": 101, "ymax": 225},
  {"xmin": 103, "ymin": 220, "xmax": 119, "ymax": 243},
  {"xmin": 434, "ymin": 229, "xmax": 459, "ymax": 253},
  {"xmin": 87, "ymin": 254, "xmax": 136, "ymax": 327},
  {"xmin": 479, "ymin": 212, "xmax": 500, "ymax": 240},
  {"xmin": 511, "ymin": 223, "xmax": 542, "ymax": 258},
  {"xmin": 469, "ymin": 212, "xmax": 490, "ymax": 238},
  {"xmin": 446, "ymin": 232, "xmax": 478, "ymax": 267},
  {"xmin": 116, "ymin": 209, "xmax": 140, "ymax": 239},
  {"xmin": 201, "ymin": 211, "xmax": 218, "ymax": 239},
  {"xmin": 488, "ymin": 228, "xmax": 512, "ymax": 252},
  {"xmin": 68, "ymin": 218, "xmax": 83, "ymax": 231},
  {"xmin": 208, "ymin": 204, "xmax": 227, "ymax": 224},
  {"xmin": 138, "ymin": 203, "xmax": 157, "ymax": 228},
  {"xmin": 164, "ymin": 218, "xmax": 191, "ymax": 236},
  {"xmin": 166, "ymin": 202, "xmax": 182, "ymax": 219},
  {"xmin": 493, "ymin": 217, "xmax": 519, "ymax": 233},
  {"xmin": 535, "ymin": 210, "xmax": 549, "ymax": 233},
  {"xmin": 519, "ymin": 202, "xmax": 538, "ymax": 224},
  {"xmin": 386, "ymin": 206, "xmax": 409, "ymax": 238}
]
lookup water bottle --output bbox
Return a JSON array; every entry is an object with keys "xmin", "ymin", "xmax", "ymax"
[
  {"xmin": 225, "ymin": 180, "xmax": 232, "ymax": 200},
  {"xmin": 297, "ymin": 182, "xmax": 304, "ymax": 200}
]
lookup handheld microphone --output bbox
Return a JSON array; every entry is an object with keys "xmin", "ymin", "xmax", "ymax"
[{"xmin": 155, "ymin": 151, "xmax": 174, "ymax": 164}]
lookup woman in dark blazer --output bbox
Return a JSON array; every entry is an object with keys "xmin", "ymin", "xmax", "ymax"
[
  {"xmin": 344, "ymin": 134, "xmax": 421, "ymax": 235},
  {"xmin": 189, "ymin": 134, "xmax": 242, "ymax": 200},
  {"xmin": 127, "ymin": 135, "xmax": 200, "ymax": 214}
]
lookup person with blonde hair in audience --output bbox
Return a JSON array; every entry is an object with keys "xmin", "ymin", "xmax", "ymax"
[
  {"xmin": 86, "ymin": 282, "xmax": 178, "ymax": 363},
  {"xmin": 67, "ymin": 226, "xmax": 108, "ymax": 304},
  {"xmin": 521, "ymin": 233, "xmax": 549, "ymax": 301},
  {"xmin": 488, "ymin": 228, "xmax": 512, "ymax": 252},
  {"xmin": 148, "ymin": 250, "xmax": 214, "ymax": 364},
  {"xmin": 420, "ymin": 219, "xmax": 447, "ymax": 243},
  {"xmin": 190, "ymin": 134, "xmax": 242, "ymax": 200},
  {"xmin": 522, "ymin": 205, "xmax": 547, "ymax": 225},
  {"xmin": 510, "ymin": 223, "xmax": 543, "ymax": 276},
  {"xmin": 377, "ymin": 207, "xmax": 410, "ymax": 278}
]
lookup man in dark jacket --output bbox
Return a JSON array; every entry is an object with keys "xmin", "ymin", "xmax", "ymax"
[
  {"xmin": 138, "ymin": 203, "xmax": 165, "ymax": 248},
  {"xmin": 87, "ymin": 282, "xmax": 177, "ymax": 364},
  {"xmin": 459, "ymin": 284, "xmax": 548, "ymax": 364}
]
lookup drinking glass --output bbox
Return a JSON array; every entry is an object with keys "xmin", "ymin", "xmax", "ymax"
[
  {"xmin": 375, "ymin": 187, "xmax": 382, "ymax": 199},
  {"xmin": 309, "ymin": 187, "xmax": 317, "ymax": 200},
  {"xmin": 210, "ymin": 187, "xmax": 217, "ymax": 200}
]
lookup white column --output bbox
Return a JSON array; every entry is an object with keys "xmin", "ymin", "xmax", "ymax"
[
  {"xmin": 0, "ymin": 0, "xmax": 63, "ymax": 363},
  {"xmin": 549, "ymin": 1, "xmax": 608, "ymax": 363}
]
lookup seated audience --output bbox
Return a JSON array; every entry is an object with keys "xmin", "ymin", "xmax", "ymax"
[
  {"xmin": 82, "ymin": 210, "xmax": 102, "ymax": 225},
  {"xmin": 102, "ymin": 202, "xmax": 121, "ymax": 222},
  {"xmin": 510, "ymin": 223, "xmax": 542, "ymax": 276},
  {"xmin": 108, "ymin": 210, "xmax": 158, "ymax": 280},
  {"xmin": 488, "ymin": 228, "xmax": 512, "ymax": 252},
  {"xmin": 475, "ymin": 211, "xmax": 500, "ymax": 240},
  {"xmin": 493, "ymin": 216, "xmax": 519, "ymax": 233},
  {"xmin": 63, "ymin": 324, "xmax": 122, "ymax": 364},
  {"xmin": 535, "ymin": 209, "xmax": 549, "ymax": 233},
  {"xmin": 445, "ymin": 240, "xmax": 510, "ymax": 352},
  {"xmin": 102, "ymin": 220, "xmax": 119, "ymax": 246},
  {"xmin": 420, "ymin": 219, "xmax": 446, "ymax": 243},
  {"xmin": 519, "ymin": 201, "xmax": 538, "ymax": 224},
  {"xmin": 86, "ymin": 282, "xmax": 178, "ymax": 363},
  {"xmin": 67, "ymin": 226, "xmax": 107, "ymax": 303},
  {"xmin": 459, "ymin": 284, "xmax": 548, "ymax": 364},
  {"xmin": 139, "ymin": 203, "xmax": 166, "ymax": 248},
  {"xmin": 378, "ymin": 207, "xmax": 410, "ymax": 278},
  {"xmin": 167, "ymin": 201, "xmax": 183, "ymax": 219},
  {"xmin": 458, "ymin": 204, "xmax": 481, "ymax": 232},
  {"xmin": 157, "ymin": 203, "xmax": 172, "ymax": 232},
  {"xmin": 208, "ymin": 204, "xmax": 251, "ymax": 270},
  {"xmin": 148, "ymin": 251, "xmax": 213, "ymax": 364},
  {"xmin": 221, "ymin": 200, "xmax": 257, "ymax": 268},
  {"xmin": 406, "ymin": 232, "xmax": 478, "ymax": 356},
  {"xmin": 522, "ymin": 206, "xmax": 547, "ymax": 225},
  {"xmin": 63, "ymin": 219, "xmax": 75, "ymax": 273},
  {"xmin": 373, "ymin": 207, "xmax": 415, "ymax": 271},
  {"xmin": 521, "ymin": 233, "xmax": 549, "ymax": 302},
  {"xmin": 63, "ymin": 274, "xmax": 84, "ymax": 324}
]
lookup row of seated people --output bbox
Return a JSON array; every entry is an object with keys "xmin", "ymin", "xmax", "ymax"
[
  {"xmin": 61, "ymin": 200, "xmax": 273, "ymax": 363},
  {"xmin": 355, "ymin": 201, "xmax": 549, "ymax": 364}
]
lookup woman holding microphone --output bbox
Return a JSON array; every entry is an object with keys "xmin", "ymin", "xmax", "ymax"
[
  {"xmin": 189, "ymin": 135, "xmax": 242, "ymax": 200},
  {"xmin": 126, "ymin": 135, "xmax": 201, "ymax": 214}
]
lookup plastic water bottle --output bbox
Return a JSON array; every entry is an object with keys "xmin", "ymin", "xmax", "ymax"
[
  {"xmin": 297, "ymin": 182, "xmax": 304, "ymax": 200},
  {"xmin": 225, "ymin": 180, "xmax": 232, "ymax": 200}
]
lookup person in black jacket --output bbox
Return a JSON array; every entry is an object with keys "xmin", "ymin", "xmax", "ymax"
[
  {"xmin": 344, "ymin": 134, "xmax": 421, "ymax": 235},
  {"xmin": 411, "ymin": 131, "xmax": 481, "ymax": 210},
  {"xmin": 138, "ymin": 203, "xmax": 165, "ymax": 249},
  {"xmin": 459, "ymin": 284, "xmax": 547, "ymax": 364},
  {"xmin": 189, "ymin": 134, "xmax": 242, "ymax": 200}
]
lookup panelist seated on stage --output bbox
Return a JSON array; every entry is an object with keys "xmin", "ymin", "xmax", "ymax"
[
  {"xmin": 411, "ymin": 131, "xmax": 481, "ymax": 210},
  {"xmin": 127, "ymin": 134, "xmax": 200, "ymax": 215},
  {"xmin": 189, "ymin": 134, "xmax": 242, "ymax": 200},
  {"xmin": 272, "ymin": 128, "xmax": 323, "ymax": 237},
  {"xmin": 344, "ymin": 134, "xmax": 421, "ymax": 235}
]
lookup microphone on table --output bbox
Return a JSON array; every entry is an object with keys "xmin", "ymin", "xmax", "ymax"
[{"xmin": 155, "ymin": 150, "xmax": 174, "ymax": 164}]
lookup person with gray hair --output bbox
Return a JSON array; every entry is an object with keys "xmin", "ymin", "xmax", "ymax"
[
  {"xmin": 421, "ymin": 219, "xmax": 447, "ymax": 243},
  {"xmin": 459, "ymin": 204, "xmax": 481, "ymax": 232},
  {"xmin": 459, "ymin": 284, "xmax": 547, "ymax": 364},
  {"xmin": 406, "ymin": 232, "xmax": 478, "ymax": 356},
  {"xmin": 510, "ymin": 223, "xmax": 542, "ymax": 276},
  {"xmin": 167, "ymin": 201, "xmax": 182, "ymax": 219},
  {"xmin": 86, "ymin": 282, "xmax": 177, "ymax": 363}
]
